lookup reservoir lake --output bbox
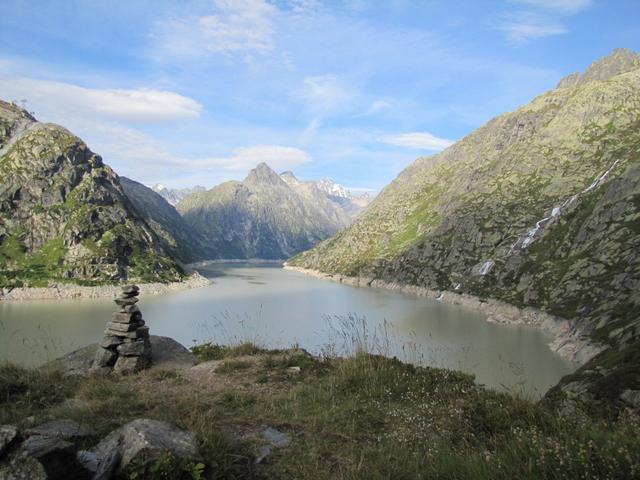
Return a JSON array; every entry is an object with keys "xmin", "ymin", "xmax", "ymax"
[{"xmin": 0, "ymin": 263, "xmax": 575, "ymax": 396}]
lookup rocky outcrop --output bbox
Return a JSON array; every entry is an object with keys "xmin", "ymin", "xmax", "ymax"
[
  {"xmin": 0, "ymin": 419, "xmax": 203, "ymax": 480},
  {"xmin": 290, "ymin": 49, "xmax": 640, "ymax": 412},
  {"xmin": 0, "ymin": 100, "xmax": 185, "ymax": 288},
  {"xmin": 177, "ymin": 163, "xmax": 352, "ymax": 259},
  {"xmin": 120, "ymin": 177, "xmax": 215, "ymax": 263},
  {"xmin": 46, "ymin": 335, "xmax": 196, "ymax": 377}
]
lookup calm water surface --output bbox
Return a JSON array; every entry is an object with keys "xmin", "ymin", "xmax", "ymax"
[{"xmin": 0, "ymin": 263, "xmax": 575, "ymax": 396}]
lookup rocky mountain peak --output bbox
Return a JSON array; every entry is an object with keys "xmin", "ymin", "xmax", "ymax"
[
  {"xmin": 557, "ymin": 48, "xmax": 640, "ymax": 89},
  {"xmin": 244, "ymin": 162, "xmax": 285, "ymax": 186},
  {"xmin": 316, "ymin": 178, "xmax": 351, "ymax": 199}
]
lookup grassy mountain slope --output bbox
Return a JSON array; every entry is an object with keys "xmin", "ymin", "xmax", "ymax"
[
  {"xmin": 0, "ymin": 100, "xmax": 184, "ymax": 287},
  {"xmin": 177, "ymin": 163, "xmax": 350, "ymax": 259}
]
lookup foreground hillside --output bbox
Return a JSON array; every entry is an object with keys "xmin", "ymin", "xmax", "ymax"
[
  {"xmin": 1, "ymin": 343, "xmax": 638, "ymax": 479},
  {"xmin": 0, "ymin": 101, "xmax": 184, "ymax": 287},
  {"xmin": 178, "ymin": 163, "xmax": 351, "ymax": 259}
]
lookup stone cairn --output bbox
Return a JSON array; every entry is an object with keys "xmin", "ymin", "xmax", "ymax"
[{"xmin": 92, "ymin": 285, "xmax": 151, "ymax": 374}]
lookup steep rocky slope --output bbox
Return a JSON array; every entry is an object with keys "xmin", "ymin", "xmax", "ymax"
[
  {"xmin": 120, "ymin": 178, "xmax": 215, "ymax": 263},
  {"xmin": 290, "ymin": 49, "xmax": 640, "ymax": 409},
  {"xmin": 177, "ymin": 163, "xmax": 351, "ymax": 259},
  {"xmin": 0, "ymin": 100, "xmax": 184, "ymax": 287}
]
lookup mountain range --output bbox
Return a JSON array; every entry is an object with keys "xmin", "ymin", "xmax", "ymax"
[
  {"xmin": 176, "ymin": 163, "xmax": 356, "ymax": 259},
  {"xmin": 151, "ymin": 184, "xmax": 206, "ymax": 206}
]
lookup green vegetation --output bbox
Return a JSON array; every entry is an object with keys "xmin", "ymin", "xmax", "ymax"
[{"xmin": 1, "ymin": 342, "xmax": 639, "ymax": 479}]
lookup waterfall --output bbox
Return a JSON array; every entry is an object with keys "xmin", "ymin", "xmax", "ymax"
[
  {"xmin": 510, "ymin": 158, "xmax": 620, "ymax": 252},
  {"xmin": 478, "ymin": 260, "xmax": 495, "ymax": 276}
]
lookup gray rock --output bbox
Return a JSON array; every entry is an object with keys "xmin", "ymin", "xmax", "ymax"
[
  {"xmin": 92, "ymin": 347, "xmax": 117, "ymax": 368},
  {"xmin": 113, "ymin": 355, "xmax": 148, "ymax": 374},
  {"xmin": 0, "ymin": 452, "xmax": 47, "ymax": 479},
  {"xmin": 19, "ymin": 435, "xmax": 82, "ymax": 479},
  {"xmin": 45, "ymin": 336, "xmax": 196, "ymax": 376},
  {"xmin": 620, "ymin": 389, "xmax": 640, "ymax": 409},
  {"xmin": 25, "ymin": 420, "xmax": 96, "ymax": 440},
  {"xmin": 262, "ymin": 427, "xmax": 290, "ymax": 447},
  {"xmin": 114, "ymin": 297, "xmax": 138, "ymax": 307},
  {"xmin": 99, "ymin": 336, "xmax": 124, "ymax": 349},
  {"xmin": 118, "ymin": 304, "xmax": 140, "ymax": 314},
  {"xmin": 111, "ymin": 312, "xmax": 139, "ymax": 324},
  {"xmin": 121, "ymin": 285, "xmax": 140, "ymax": 294},
  {"xmin": 93, "ymin": 419, "xmax": 201, "ymax": 473},
  {"xmin": 0, "ymin": 426, "xmax": 18, "ymax": 459},
  {"xmin": 116, "ymin": 340, "xmax": 150, "ymax": 357},
  {"xmin": 105, "ymin": 322, "xmax": 136, "ymax": 333}
]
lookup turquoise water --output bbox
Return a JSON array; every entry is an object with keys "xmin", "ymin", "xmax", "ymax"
[{"xmin": 0, "ymin": 263, "xmax": 575, "ymax": 396}]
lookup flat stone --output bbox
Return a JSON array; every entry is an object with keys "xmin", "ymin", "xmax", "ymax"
[
  {"xmin": 113, "ymin": 355, "xmax": 149, "ymax": 374},
  {"xmin": 620, "ymin": 389, "xmax": 640, "ymax": 409},
  {"xmin": 121, "ymin": 285, "xmax": 139, "ymax": 294},
  {"xmin": 106, "ymin": 321, "xmax": 137, "ymax": 333},
  {"xmin": 25, "ymin": 420, "xmax": 96, "ymax": 440},
  {"xmin": 93, "ymin": 347, "xmax": 117, "ymax": 368},
  {"xmin": 100, "ymin": 335, "xmax": 125, "ymax": 349},
  {"xmin": 262, "ymin": 427, "xmax": 290, "ymax": 447},
  {"xmin": 114, "ymin": 297, "xmax": 138, "ymax": 306},
  {"xmin": 118, "ymin": 304, "xmax": 140, "ymax": 314},
  {"xmin": 111, "ymin": 312, "xmax": 140, "ymax": 324},
  {"xmin": 117, "ymin": 339, "xmax": 151, "ymax": 357},
  {"xmin": 93, "ymin": 419, "xmax": 201, "ymax": 472},
  {"xmin": 0, "ymin": 425, "xmax": 18, "ymax": 458}
]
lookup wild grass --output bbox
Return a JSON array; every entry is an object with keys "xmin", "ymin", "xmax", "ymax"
[{"xmin": 1, "ymin": 318, "xmax": 639, "ymax": 479}]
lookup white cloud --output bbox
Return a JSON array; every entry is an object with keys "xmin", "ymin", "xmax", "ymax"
[
  {"xmin": 512, "ymin": 0, "xmax": 592, "ymax": 14},
  {"xmin": 497, "ymin": 12, "xmax": 567, "ymax": 45},
  {"xmin": 362, "ymin": 99, "xmax": 392, "ymax": 116},
  {"xmin": 294, "ymin": 74, "xmax": 357, "ymax": 114},
  {"xmin": 385, "ymin": 132, "xmax": 454, "ymax": 151},
  {"xmin": 153, "ymin": 0, "xmax": 276, "ymax": 58},
  {"xmin": 0, "ymin": 77, "xmax": 202, "ymax": 122}
]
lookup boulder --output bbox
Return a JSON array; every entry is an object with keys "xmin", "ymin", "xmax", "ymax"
[
  {"xmin": 91, "ymin": 419, "xmax": 201, "ymax": 473},
  {"xmin": 45, "ymin": 336, "xmax": 196, "ymax": 376},
  {"xmin": 25, "ymin": 420, "xmax": 96, "ymax": 440}
]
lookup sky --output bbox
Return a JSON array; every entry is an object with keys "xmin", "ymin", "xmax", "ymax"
[{"xmin": 0, "ymin": 1, "xmax": 638, "ymax": 192}]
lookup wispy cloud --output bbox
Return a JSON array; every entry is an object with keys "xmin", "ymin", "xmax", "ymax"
[
  {"xmin": 511, "ymin": 0, "xmax": 592, "ymax": 14},
  {"xmin": 385, "ymin": 132, "xmax": 454, "ymax": 151},
  {"xmin": 294, "ymin": 74, "xmax": 357, "ymax": 115},
  {"xmin": 497, "ymin": 12, "xmax": 567, "ymax": 45},
  {"xmin": 0, "ymin": 77, "xmax": 202, "ymax": 122},
  {"xmin": 152, "ymin": 0, "xmax": 276, "ymax": 59}
]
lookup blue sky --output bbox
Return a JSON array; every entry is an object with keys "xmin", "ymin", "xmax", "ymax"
[{"xmin": 1, "ymin": 1, "xmax": 638, "ymax": 192}]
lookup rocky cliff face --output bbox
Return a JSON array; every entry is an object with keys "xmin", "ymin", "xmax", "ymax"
[
  {"xmin": 120, "ymin": 178, "xmax": 215, "ymax": 263},
  {"xmin": 0, "ymin": 100, "xmax": 184, "ymax": 287},
  {"xmin": 290, "ymin": 50, "xmax": 640, "ymax": 411},
  {"xmin": 177, "ymin": 163, "xmax": 351, "ymax": 259}
]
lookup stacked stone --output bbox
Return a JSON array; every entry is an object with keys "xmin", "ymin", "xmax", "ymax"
[{"xmin": 92, "ymin": 285, "xmax": 151, "ymax": 374}]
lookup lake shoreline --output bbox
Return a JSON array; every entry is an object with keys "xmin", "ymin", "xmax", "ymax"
[
  {"xmin": 0, "ymin": 272, "xmax": 210, "ymax": 301},
  {"xmin": 283, "ymin": 265, "xmax": 604, "ymax": 366}
]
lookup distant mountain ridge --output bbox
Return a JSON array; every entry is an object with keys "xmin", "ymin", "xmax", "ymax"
[
  {"xmin": 151, "ymin": 184, "xmax": 205, "ymax": 206},
  {"xmin": 177, "ymin": 163, "xmax": 353, "ymax": 259}
]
